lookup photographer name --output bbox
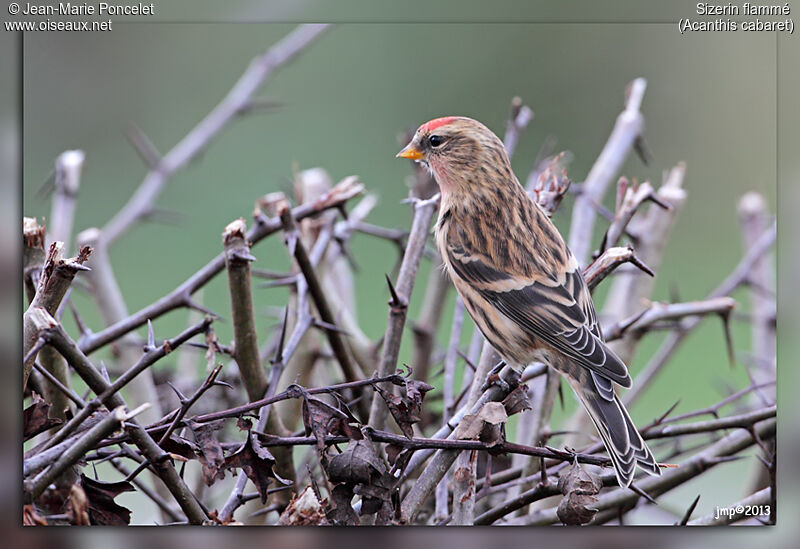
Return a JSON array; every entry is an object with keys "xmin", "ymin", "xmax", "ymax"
[{"xmin": 22, "ymin": 2, "xmax": 155, "ymax": 15}]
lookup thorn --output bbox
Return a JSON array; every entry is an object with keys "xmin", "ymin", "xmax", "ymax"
[
  {"xmin": 142, "ymin": 206, "xmax": 185, "ymax": 226},
  {"xmin": 251, "ymin": 268, "xmax": 292, "ymax": 280},
  {"xmin": 68, "ymin": 301, "xmax": 91, "ymax": 337},
  {"xmin": 257, "ymin": 275, "xmax": 298, "ymax": 289},
  {"xmin": 69, "ymin": 263, "xmax": 92, "ymax": 272},
  {"xmin": 312, "ymin": 318, "xmax": 350, "ymax": 336},
  {"xmin": 231, "ymin": 249, "xmax": 258, "ymax": 263},
  {"xmin": 634, "ymin": 134, "xmax": 653, "ymax": 166},
  {"xmin": 271, "ymin": 307, "xmax": 289, "ymax": 365},
  {"xmin": 238, "ymin": 98, "xmax": 283, "ymax": 115},
  {"xmin": 719, "ymin": 311, "xmax": 736, "ymax": 368},
  {"xmin": 629, "ymin": 483, "xmax": 657, "ymax": 505},
  {"xmin": 385, "ymin": 273, "xmax": 403, "ymax": 308},
  {"xmin": 35, "ymin": 168, "xmax": 56, "ymax": 201},
  {"xmin": 99, "ymin": 361, "xmax": 111, "ymax": 384},
  {"xmin": 676, "ymin": 494, "xmax": 700, "ymax": 525},
  {"xmin": 147, "ymin": 319, "xmax": 156, "ymax": 349},
  {"xmin": 285, "ymin": 230, "xmax": 298, "ymax": 258},
  {"xmin": 126, "ymin": 123, "xmax": 162, "ymax": 169},
  {"xmin": 655, "ymin": 400, "xmax": 681, "ymax": 425},
  {"xmin": 184, "ymin": 298, "xmax": 219, "ymax": 318},
  {"xmin": 628, "ymin": 248, "xmax": 656, "ymax": 277},
  {"xmin": 166, "ymin": 381, "xmax": 189, "ymax": 404},
  {"xmin": 23, "ymin": 337, "xmax": 47, "ymax": 367},
  {"xmin": 646, "ymin": 192, "xmax": 672, "ymax": 211},
  {"xmin": 705, "ymin": 455, "xmax": 745, "ymax": 466}
]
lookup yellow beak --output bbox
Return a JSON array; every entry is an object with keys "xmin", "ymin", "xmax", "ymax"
[{"xmin": 396, "ymin": 142, "xmax": 424, "ymax": 161}]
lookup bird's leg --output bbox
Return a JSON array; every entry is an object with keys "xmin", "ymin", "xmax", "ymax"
[{"xmin": 480, "ymin": 360, "xmax": 512, "ymax": 392}]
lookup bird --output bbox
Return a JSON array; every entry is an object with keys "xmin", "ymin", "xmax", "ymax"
[{"xmin": 396, "ymin": 116, "xmax": 660, "ymax": 487}]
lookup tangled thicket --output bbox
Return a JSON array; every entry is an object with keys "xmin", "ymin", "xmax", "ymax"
[{"xmin": 22, "ymin": 24, "xmax": 776, "ymax": 526}]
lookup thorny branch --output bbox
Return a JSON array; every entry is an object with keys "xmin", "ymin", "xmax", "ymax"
[{"xmin": 22, "ymin": 59, "xmax": 775, "ymax": 528}]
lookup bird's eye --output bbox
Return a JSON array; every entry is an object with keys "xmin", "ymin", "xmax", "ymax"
[{"xmin": 429, "ymin": 135, "xmax": 444, "ymax": 148}]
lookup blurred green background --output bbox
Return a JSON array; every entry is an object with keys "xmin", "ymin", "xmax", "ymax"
[{"xmin": 21, "ymin": 22, "xmax": 776, "ymax": 523}]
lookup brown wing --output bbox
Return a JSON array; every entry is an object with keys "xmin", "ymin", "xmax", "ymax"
[{"xmin": 445, "ymin": 229, "xmax": 632, "ymax": 388}]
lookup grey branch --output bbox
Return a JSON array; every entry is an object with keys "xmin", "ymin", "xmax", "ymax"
[
  {"xmin": 100, "ymin": 24, "xmax": 331, "ymax": 247},
  {"xmin": 368, "ymin": 194, "xmax": 440, "ymax": 431},
  {"xmin": 568, "ymin": 78, "xmax": 647, "ymax": 267},
  {"xmin": 223, "ymin": 218, "xmax": 268, "ymax": 402}
]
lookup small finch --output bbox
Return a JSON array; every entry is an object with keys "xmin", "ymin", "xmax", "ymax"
[{"xmin": 397, "ymin": 116, "xmax": 660, "ymax": 487}]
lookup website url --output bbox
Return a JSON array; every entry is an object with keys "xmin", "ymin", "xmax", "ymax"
[{"xmin": 4, "ymin": 19, "xmax": 112, "ymax": 31}]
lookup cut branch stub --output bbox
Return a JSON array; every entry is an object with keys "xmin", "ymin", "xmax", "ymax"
[{"xmin": 222, "ymin": 218, "xmax": 267, "ymax": 402}]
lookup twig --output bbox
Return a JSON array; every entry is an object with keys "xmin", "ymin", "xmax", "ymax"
[
  {"xmin": 77, "ymin": 227, "xmax": 163, "ymax": 426},
  {"xmin": 48, "ymin": 150, "xmax": 84, "ymax": 253},
  {"xmin": 525, "ymin": 418, "xmax": 775, "ymax": 525},
  {"xmin": 643, "ymin": 405, "xmax": 775, "ymax": 439},
  {"xmin": 400, "ymin": 344, "xmax": 506, "ymax": 522},
  {"xmin": 568, "ymin": 78, "xmax": 647, "ymax": 267},
  {"xmin": 100, "ymin": 24, "xmax": 330, "ymax": 247},
  {"xmin": 583, "ymin": 245, "xmax": 654, "ymax": 291},
  {"xmin": 738, "ymin": 193, "xmax": 776, "ymax": 404},
  {"xmin": 30, "ymin": 315, "xmax": 208, "ymax": 524},
  {"xmin": 624, "ymin": 222, "xmax": 776, "ymax": 407},
  {"xmin": 24, "ymin": 405, "xmax": 146, "ymax": 503},
  {"xmin": 78, "ymin": 177, "xmax": 364, "ymax": 355},
  {"xmin": 601, "ymin": 163, "xmax": 687, "ymax": 364},
  {"xmin": 603, "ymin": 297, "xmax": 736, "ymax": 342},
  {"xmin": 223, "ymin": 218, "xmax": 268, "ymax": 402},
  {"xmin": 368, "ymin": 194, "xmax": 440, "ymax": 431},
  {"xmin": 279, "ymin": 205, "xmax": 363, "ymax": 384},
  {"xmin": 598, "ymin": 178, "xmax": 670, "ymax": 255},
  {"xmin": 40, "ymin": 317, "xmax": 212, "ymax": 453},
  {"xmin": 23, "ymin": 242, "xmax": 92, "ymax": 390},
  {"xmin": 503, "ymin": 96, "xmax": 534, "ymax": 159}
]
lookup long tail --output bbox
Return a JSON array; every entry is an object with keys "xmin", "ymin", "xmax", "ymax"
[{"xmin": 567, "ymin": 373, "xmax": 661, "ymax": 487}]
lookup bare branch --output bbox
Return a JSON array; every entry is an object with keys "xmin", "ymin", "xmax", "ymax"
[
  {"xmin": 31, "ymin": 317, "xmax": 208, "ymax": 523},
  {"xmin": 368, "ymin": 194, "xmax": 440, "ymax": 431},
  {"xmin": 503, "ymin": 96, "xmax": 534, "ymax": 158},
  {"xmin": 100, "ymin": 24, "xmax": 331, "ymax": 246},
  {"xmin": 223, "ymin": 218, "xmax": 268, "ymax": 402},
  {"xmin": 583, "ymin": 245, "xmax": 654, "ymax": 291},
  {"xmin": 24, "ymin": 405, "xmax": 146, "ymax": 503},
  {"xmin": 568, "ymin": 78, "xmax": 647, "ymax": 267},
  {"xmin": 78, "ymin": 177, "xmax": 364, "ymax": 355}
]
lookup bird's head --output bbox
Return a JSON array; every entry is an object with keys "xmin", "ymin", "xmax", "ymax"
[{"xmin": 396, "ymin": 116, "xmax": 512, "ymax": 196}]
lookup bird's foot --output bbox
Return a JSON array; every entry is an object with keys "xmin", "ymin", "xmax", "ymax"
[{"xmin": 480, "ymin": 360, "xmax": 511, "ymax": 393}]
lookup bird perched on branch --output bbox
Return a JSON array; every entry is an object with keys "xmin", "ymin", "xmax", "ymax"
[{"xmin": 396, "ymin": 116, "xmax": 660, "ymax": 487}]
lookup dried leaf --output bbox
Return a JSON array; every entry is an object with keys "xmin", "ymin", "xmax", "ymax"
[
  {"xmin": 80, "ymin": 474, "xmax": 135, "ymax": 526},
  {"xmin": 502, "ymin": 384, "xmax": 532, "ymax": 416},
  {"xmin": 375, "ymin": 378, "xmax": 433, "ymax": 439},
  {"xmin": 325, "ymin": 484, "xmax": 359, "ymax": 525},
  {"xmin": 189, "ymin": 420, "xmax": 226, "ymax": 486},
  {"xmin": 301, "ymin": 394, "xmax": 362, "ymax": 453},
  {"xmin": 455, "ymin": 402, "xmax": 508, "ymax": 446},
  {"xmin": 236, "ymin": 416, "xmax": 253, "ymax": 432},
  {"xmin": 224, "ymin": 432, "xmax": 291, "ymax": 503},
  {"xmin": 556, "ymin": 461, "xmax": 602, "ymax": 526},
  {"xmin": 23, "ymin": 505, "xmax": 47, "ymax": 526},
  {"xmin": 353, "ymin": 472, "xmax": 396, "ymax": 523},
  {"xmin": 278, "ymin": 486, "xmax": 328, "ymax": 526},
  {"xmin": 158, "ymin": 434, "xmax": 197, "ymax": 460},
  {"xmin": 66, "ymin": 484, "xmax": 90, "ymax": 525},
  {"xmin": 327, "ymin": 439, "xmax": 385, "ymax": 485},
  {"xmin": 24, "ymin": 392, "xmax": 63, "ymax": 440}
]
